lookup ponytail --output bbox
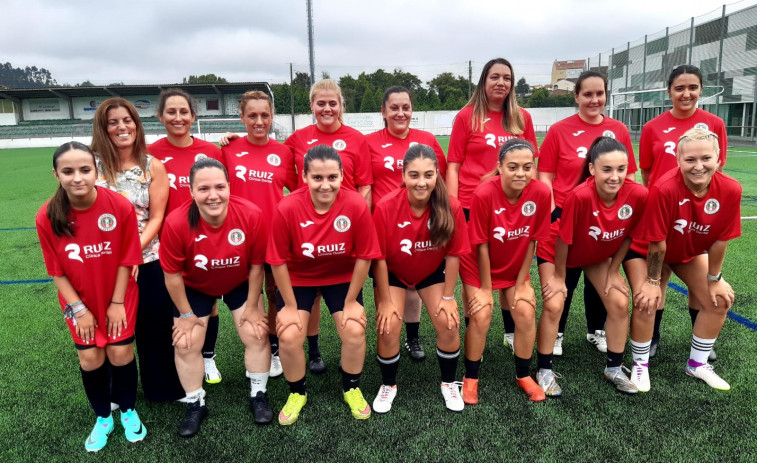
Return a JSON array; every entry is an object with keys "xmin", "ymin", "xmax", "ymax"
[{"xmin": 580, "ymin": 136, "xmax": 628, "ymax": 184}]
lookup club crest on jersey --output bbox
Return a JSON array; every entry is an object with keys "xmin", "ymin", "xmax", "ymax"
[
  {"xmin": 334, "ymin": 215, "xmax": 351, "ymax": 232},
  {"xmin": 267, "ymin": 154, "xmax": 281, "ymax": 166},
  {"xmin": 332, "ymin": 139, "xmax": 347, "ymax": 151},
  {"xmin": 694, "ymin": 122, "xmax": 709, "ymax": 130},
  {"xmin": 194, "ymin": 153, "xmax": 208, "ymax": 162},
  {"xmin": 521, "ymin": 201, "xmax": 536, "ymax": 217},
  {"xmin": 228, "ymin": 229, "xmax": 245, "ymax": 246},
  {"xmin": 97, "ymin": 214, "xmax": 117, "ymax": 232},
  {"xmin": 704, "ymin": 199, "xmax": 720, "ymax": 215},
  {"xmin": 617, "ymin": 204, "xmax": 633, "ymax": 220},
  {"xmin": 602, "ymin": 130, "xmax": 616, "ymax": 139}
]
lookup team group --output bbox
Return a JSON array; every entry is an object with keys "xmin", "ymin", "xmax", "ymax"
[{"xmin": 36, "ymin": 58, "xmax": 741, "ymax": 451}]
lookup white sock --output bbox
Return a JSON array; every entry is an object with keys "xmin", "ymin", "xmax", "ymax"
[
  {"xmin": 690, "ymin": 335, "xmax": 716, "ymax": 365},
  {"xmin": 630, "ymin": 340, "xmax": 652, "ymax": 364},
  {"xmin": 246, "ymin": 371, "xmax": 269, "ymax": 396},
  {"xmin": 181, "ymin": 387, "xmax": 206, "ymax": 406}
]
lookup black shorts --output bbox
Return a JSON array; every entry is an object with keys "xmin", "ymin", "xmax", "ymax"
[
  {"xmin": 275, "ymin": 282, "xmax": 363, "ymax": 315},
  {"xmin": 388, "ymin": 261, "xmax": 446, "ymax": 290},
  {"xmin": 463, "ymin": 207, "xmax": 470, "ymax": 222},
  {"xmin": 74, "ymin": 336, "xmax": 135, "ymax": 350},
  {"xmin": 174, "ymin": 281, "xmax": 249, "ymax": 318},
  {"xmin": 551, "ymin": 206, "xmax": 562, "ymax": 223},
  {"xmin": 624, "ymin": 248, "xmax": 644, "ymax": 262}
]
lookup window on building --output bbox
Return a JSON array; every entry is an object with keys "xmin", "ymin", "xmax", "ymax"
[{"xmin": 206, "ymin": 99, "xmax": 219, "ymax": 111}]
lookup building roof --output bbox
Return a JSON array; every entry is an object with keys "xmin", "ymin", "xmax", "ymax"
[
  {"xmin": 552, "ymin": 60, "xmax": 586, "ymax": 71},
  {"xmin": 0, "ymin": 82, "xmax": 270, "ymax": 101}
]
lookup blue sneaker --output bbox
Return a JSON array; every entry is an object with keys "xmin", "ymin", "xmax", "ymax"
[
  {"xmin": 121, "ymin": 409, "xmax": 147, "ymax": 442},
  {"xmin": 85, "ymin": 414, "xmax": 113, "ymax": 452}
]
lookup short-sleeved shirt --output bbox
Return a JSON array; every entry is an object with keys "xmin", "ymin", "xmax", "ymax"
[
  {"xmin": 366, "ymin": 128, "xmax": 447, "ymax": 207},
  {"xmin": 148, "ymin": 137, "xmax": 223, "ymax": 214},
  {"xmin": 537, "ymin": 114, "xmax": 637, "ymax": 208},
  {"xmin": 285, "ymin": 124, "xmax": 372, "ymax": 191},
  {"xmin": 460, "ymin": 177, "xmax": 551, "ymax": 289},
  {"xmin": 639, "ymin": 109, "xmax": 728, "ymax": 188},
  {"xmin": 447, "ymin": 105, "xmax": 538, "ymax": 208},
  {"xmin": 373, "ymin": 188, "xmax": 469, "ymax": 287},
  {"xmin": 160, "ymin": 195, "xmax": 267, "ymax": 296},
  {"xmin": 267, "ymin": 188, "xmax": 381, "ymax": 286}
]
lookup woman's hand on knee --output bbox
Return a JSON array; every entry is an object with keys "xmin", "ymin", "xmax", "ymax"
[
  {"xmin": 275, "ymin": 306, "xmax": 303, "ymax": 337},
  {"xmin": 468, "ymin": 289, "xmax": 493, "ymax": 316},
  {"xmin": 708, "ymin": 278, "xmax": 735, "ymax": 310}
]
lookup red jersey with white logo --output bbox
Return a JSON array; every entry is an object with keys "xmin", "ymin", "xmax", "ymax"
[
  {"xmin": 538, "ymin": 114, "xmax": 637, "ymax": 208},
  {"xmin": 222, "ymin": 137, "xmax": 297, "ymax": 218},
  {"xmin": 460, "ymin": 177, "xmax": 550, "ymax": 289},
  {"xmin": 36, "ymin": 187, "xmax": 142, "ymax": 347},
  {"xmin": 639, "ymin": 109, "xmax": 728, "ymax": 188},
  {"xmin": 448, "ymin": 105, "xmax": 538, "ymax": 209},
  {"xmin": 555, "ymin": 177, "xmax": 648, "ymax": 268},
  {"xmin": 160, "ymin": 196, "xmax": 267, "ymax": 296},
  {"xmin": 367, "ymin": 128, "xmax": 447, "ymax": 207},
  {"xmin": 373, "ymin": 188, "xmax": 469, "ymax": 287},
  {"xmin": 285, "ymin": 124, "xmax": 372, "ymax": 191},
  {"xmin": 642, "ymin": 169, "xmax": 741, "ymax": 264},
  {"xmin": 267, "ymin": 188, "xmax": 381, "ymax": 286},
  {"xmin": 148, "ymin": 137, "xmax": 223, "ymax": 214}
]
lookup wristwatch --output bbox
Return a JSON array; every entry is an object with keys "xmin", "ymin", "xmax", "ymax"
[{"xmin": 707, "ymin": 272, "xmax": 722, "ymax": 282}]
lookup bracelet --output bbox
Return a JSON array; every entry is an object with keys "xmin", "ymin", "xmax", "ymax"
[
  {"xmin": 707, "ymin": 272, "xmax": 722, "ymax": 282},
  {"xmin": 110, "ymin": 301, "xmax": 124, "ymax": 305},
  {"xmin": 179, "ymin": 311, "xmax": 194, "ymax": 318},
  {"xmin": 64, "ymin": 301, "xmax": 86, "ymax": 320},
  {"xmin": 645, "ymin": 277, "xmax": 661, "ymax": 287},
  {"xmin": 441, "ymin": 295, "xmax": 455, "ymax": 301}
]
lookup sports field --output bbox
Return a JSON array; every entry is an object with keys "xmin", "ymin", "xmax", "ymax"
[{"xmin": 1, "ymin": 142, "xmax": 756, "ymax": 462}]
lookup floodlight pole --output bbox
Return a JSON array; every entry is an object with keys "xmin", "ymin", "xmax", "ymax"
[{"xmin": 307, "ymin": 0, "xmax": 315, "ymax": 88}]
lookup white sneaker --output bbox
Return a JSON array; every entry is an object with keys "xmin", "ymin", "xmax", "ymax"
[
  {"xmin": 685, "ymin": 363, "xmax": 730, "ymax": 391},
  {"xmin": 586, "ymin": 330, "xmax": 607, "ymax": 353},
  {"xmin": 204, "ymin": 357, "xmax": 222, "ymax": 384},
  {"xmin": 440, "ymin": 381, "xmax": 464, "ymax": 412},
  {"xmin": 110, "ymin": 402, "xmax": 120, "ymax": 412},
  {"xmin": 503, "ymin": 333, "xmax": 515, "ymax": 352},
  {"xmin": 269, "ymin": 354, "xmax": 283, "ymax": 378},
  {"xmin": 553, "ymin": 333, "xmax": 564, "ymax": 356},
  {"xmin": 631, "ymin": 362, "xmax": 651, "ymax": 392},
  {"xmin": 372, "ymin": 384, "xmax": 398, "ymax": 414}
]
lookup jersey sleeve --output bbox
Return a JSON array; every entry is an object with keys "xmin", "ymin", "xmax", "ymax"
[
  {"xmin": 355, "ymin": 137, "xmax": 373, "ymax": 187},
  {"xmin": 557, "ymin": 191, "xmax": 578, "ymax": 245},
  {"xmin": 446, "ymin": 202, "xmax": 471, "ymax": 256},
  {"xmin": 447, "ymin": 110, "xmax": 470, "ymax": 164},
  {"xmin": 533, "ymin": 186, "xmax": 551, "ymax": 242},
  {"xmin": 537, "ymin": 128, "xmax": 558, "ymax": 173},
  {"xmin": 207, "ymin": 143, "xmax": 224, "ymax": 165},
  {"xmin": 627, "ymin": 186, "xmax": 649, "ymax": 238},
  {"xmin": 35, "ymin": 206, "xmax": 64, "ymax": 277},
  {"xmin": 283, "ymin": 146, "xmax": 299, "ymax": 192},
  {"xmin": 353, "ymin": 201, "xmax": 381, "ymax": 260},
  {"xmin": 718, "ymin": 181, "xmax": 742, "ymax": 242},
  {"xmin": 372, "ymin": 203, "xmax": 388, "ymax": 260},
  {"xmin": 642, "ymin": 186, "xmax": 672, "ymax": 243},
  {"xmin": 638, "ymin": 124, "xmax": 654, "ymax": 170},
  {"xmin": 468, "ymin": 189, "xmax": 490, "ymax": 245},
  {"xmin": 247, "ymin": 208, "xmax": 268, "ymax": 265},
  {"xmin": 266, "ymin": 207, "xmax": 291, "ymax": 266},
  {"xmin": 521, "ymin": 109, "xmax": 539, "ymax": 157},
  {"xmin": 118, "ymin": 200, "xmax": 143, "ymax": 266},
  {"xmin": 619, "ymin": 129, "xmax": 638, "ymax": 173},
  {"xmin": 158, "ymin": 219, "xmax": 186, "ymax": 274}
]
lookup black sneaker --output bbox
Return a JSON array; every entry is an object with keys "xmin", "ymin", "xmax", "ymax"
[
  {"xmin": 179, "ymin": 401, "xmax": 208, "ymax": 438},
  {"xmin": 309, "ymin": 354, "xmax": 326, "ymax": 375},
  {"xmin": 249, "ymin": 391, "xmax": 273, "ymax": 425},
  {"xmin": 404, "ymin": 338, "xmax": 426, "ymax": 361},
  {"xmin": 649, "ymin": 338, "xmax": 659, "ymax": 358}
]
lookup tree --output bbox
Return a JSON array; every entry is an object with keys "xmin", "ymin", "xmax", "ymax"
[
  {"xmin": 515, "ymin": 77, "xmax": 530, "ymax": 97},
  {"xmin": 526, "ymin": 88, "xmax": 550, "ymax": 107},
  {"xmin": 428, "ymin": 72, "xmax": 469, "ymax": 108},
  {"xmin": 75, "ymin": 80, "xmax": 95, "ymax": 87},
  {"xmin": 182, "ymin": 74, "xmax": 228, "ymax": 84},
  {"xmin": 359, "ymin": 85, "xmax": 380, "ymax": 112},
  {"xmin": 0, "ymin": 62, "xmax": 57, "ymax": 88}
]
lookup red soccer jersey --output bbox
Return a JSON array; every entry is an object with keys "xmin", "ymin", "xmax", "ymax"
[
  {"xmin": 557, "ymin": 177, "xmax": 648, "ymax": 268},
  {"xmin": 642, "ymin": 169, "xmax": 741, "ymax": 264},
  {"xmin": 284, "ymin": 124, "xmax": 372, "ymax": 191},
  {"xmin": 639, "ymin": 109, "xmax": 728, "ymax": 188},
  {"xmin": 373, "ymin": 188, "xmax": 469, "ymax": 287},
  {"xmin": 222, "ymin": 137, "xmax": 298, "ymax": 218},
  {"xmin": 460, "ymin": 177, "xmax": 551, "ymax": 289},
  {"xmin": 36, "ymin": 187, "xmax": 143, "ymax": 347},
  {"xmin": 148, "ymin": 137, "xmax": 223, "ymax": 214},
  {"xmin": 447, "ymin": 105, "xmax": 538, "ymax": 209},
  {"xmin": 267, "ymin": 188, "xmax": 381, "ymax": 286},
  {"xmin": 537, "ymin": 114, "xmax": 637, "ymax": 208},
  {"xmin": 160, "ymin": 196, "xmax": 267, "ymax": 296},
  {"xmin": 366, "ymin": 128, "xmax": 447, "ymax": 207}
]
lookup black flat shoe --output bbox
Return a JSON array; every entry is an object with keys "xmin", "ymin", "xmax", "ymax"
[{"xmin": 179, "ymin": 401, "xmax": 208, "ymax": 438}]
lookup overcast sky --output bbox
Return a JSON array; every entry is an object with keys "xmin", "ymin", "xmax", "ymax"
[{"xmin": 2, "ymin": 0, "xmax": 753, "ymax": 87}]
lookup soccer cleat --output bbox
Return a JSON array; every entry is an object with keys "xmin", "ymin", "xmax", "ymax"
[
  {"xmin": 461, "ymin": 376, "xmax": 479, "ymax": 405},
  {"xmin": 120, "ymin": 409, "xmax": 147, "ymax": 443},
  {"xmin": 179, "ymin": 401, "xmax": 208, "ymax": 438},
  {"xmin": 536, "ymin": 368, "xmax": 563, "ymax": 397},
  {"xmin": 85, "ymin": 414, "xmax": 113, "ymax": 452},
  {"xmin": 372, "ymin": 384, "xmax": 398, "ymax": 414},
  {"xmin": 404, "ymin": 338, "xmax": 426, "ymax": 361},
  {"xmin": 269, "ymin": 354, "xmax": 283, "ymax": 378},
  {"xmin": 516, "ymin": 376, "xmax": 546, "ymax": 402},
  {"xmin": 249, "ymin": 391, "xmax": 274, "ymax": 425},
  {"xmin": 604, "ymin": 366, "xmax": 639, "ymax": 394},
  {"xmin": 503, "ymin": 333, "xmax": 515, "ymax": 352},
  {"xmin": 278, "ymin": 392, "xmax": 307, "ymax": 425},
  {"xmin": 649, "ymin": 338, "xmax": 659, "ymax": 358},
  {"xmin": 587, "ymin": 330, "xmax": 608, "ymax": 353},
  {"xmin": 344, "ymin": 387, "xmax": 371, "ymax": 420},
  {"xmin": 440, "ymin": 381, "xmax": 464, "ymax": 412},
  {"xmin": 685, "ymin": 363, "xmax": 730, "ymax": 391},
  {"xmin": 203, "ymin": 357, "xmax": 222, "ymax": 384},
  {"xmin": 553, "ymin": 333, "xmax": 564, "ymax": 356},
  {"xmin": 631, "ymin": 362, "xmax": 651, "ymax": 392},
  {"xmin": 309, "ymin": 354, "xmax": 326, "ymax": 375}
]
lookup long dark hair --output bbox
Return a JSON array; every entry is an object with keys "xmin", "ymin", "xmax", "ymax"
[
  {"xmin": 47, "ymin": 141, "xmax": 97, "ymax": 237},
  {"xmin": 467, "ymin": 58, "xmax": 525, "ymax": 134},
  {"xmin": 579, "ymin": 136, "xmax": 628, "ymax": 184},
  {"xmin": 403, "ymin": 144, "xmax": 454, "ymax": 248},
  {"xmin": 188, "ymin": 158, "xmax": 229, "ymax": 229},
  {"xmin": 91, "ymin": 97, "xmax": 148, "ymax": 186}
]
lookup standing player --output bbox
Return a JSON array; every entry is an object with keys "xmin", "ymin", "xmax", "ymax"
[
  {"xmin": 268, "ymin": 145, "xmax": 381, "ymax": 425},
  {"xmin": 537, "ymin": 71, "xmax": 637, "ymax": 356},
  {"xmin": 372, "ymin": 144, "xmax": 468, "ymax": 413},
  {"xmin": 149, "ymin": 89, "xmax": 226, "ymax": 385},
  {"xmin": 461, "ymin": 139, "xmax": 550, "ymax": 403},
  {"xmin": 160, "ymin": 158, "xmax": 272, "ymax": 436},
  {"xmin": 36, "ymin": 142, "xmax": 146, "ymax": 452},
  {"xmin": 367, "ymin": 86, "xmax": 447, "ymax": 361},
  {"xmin": 637, "ymin": 65, "xmax": 728, "ymax": 359}
]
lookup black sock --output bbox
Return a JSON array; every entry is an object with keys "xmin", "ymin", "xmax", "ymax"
[
  {"xmin": 689, "ymin": 307, "xmax": 699, "ymax": 327},
  {"xmin": 606, "ymin": 350, "xmax": 624, "ymax": 368},
  {"xmin": 202, "ymin": 315, "xmax": 219, "ymax": 359},
  {"xmin": 341, "ymin": 370, "xmax": 362, "ymax": 392},
  {"xmin": 501, "ymin": 310, "xmax": 515, "ymax": 334},
  {"xmin": 307, "ymin": 335, "xmax": 320, "ymax": 357},
  {"xmin": 80, "ymin": 363, "xmax": 111, "ymax": 418},
  {"xmin": 287, "ymin": 376, "xmax": 306, "ymax": 395},
  {"xmin": 111, "ymin": 358, "xmax": 138, "ymax": 411},
  {"xmin": 653, "ymin": 310, "xmax": 664, "ymax": 340},
  {"xmin": 437, "ymin": 347, "xmax": 460, "ymax": 383},
  {"xmin": 464, "ymin": 317, "xmax": 470, "ymax": 327},
  {"xmin": 537, "ymin": 352, "xmax": 553, "ymax": 371},
  {"xmin": 269, "ymin": 334, "xmax": 279, "ymax": 355},
  {"xmin": 405, "ymin": 322, "xmax": 420, "ymax": 341},
  {"xmin": 514, "ymin": 355, "xmax": 531, "ymax": 379},
  {"xmin": 584, "ymin": 280, "xmax": 607, "ymax": 333},
  {"xmin": 378, "ymin": 353, "xmax": 400, "ymax": 386},
  {"xmin": 464, "ymin": 357, "xmax": 481, "ymax": 379}
]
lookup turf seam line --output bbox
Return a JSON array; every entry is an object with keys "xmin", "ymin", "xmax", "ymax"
[
  {"xmin": 0, "ymin": 227, "xmax": 36, "ymax": 231},
  {"xmin": 668, "ymin": 282, "xmax": 757, "ymax": 331}
]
